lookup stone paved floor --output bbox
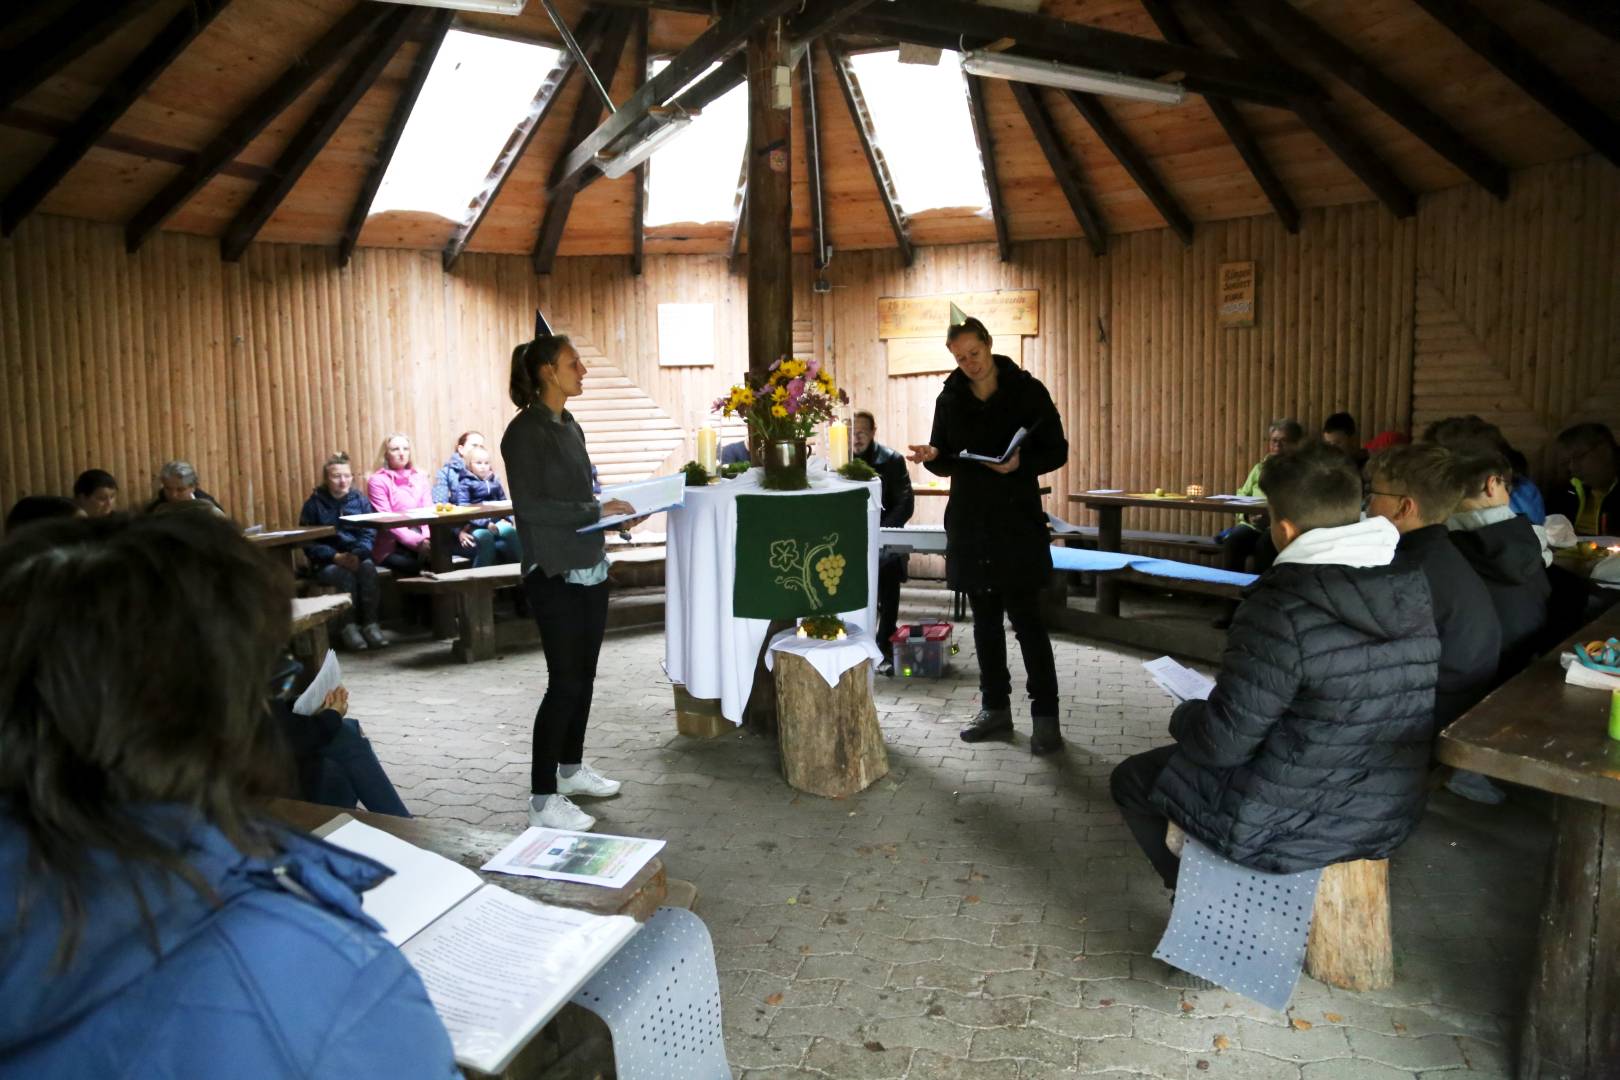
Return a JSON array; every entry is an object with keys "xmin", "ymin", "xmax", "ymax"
[{"xmin": 344, "ymin": 586, "xmax": 1546, "ymax": 1080}]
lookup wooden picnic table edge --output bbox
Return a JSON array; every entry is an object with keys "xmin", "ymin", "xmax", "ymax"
[{"xmin": 1068, "ymin": 492, "xmax": 1263, "ymax": 513}]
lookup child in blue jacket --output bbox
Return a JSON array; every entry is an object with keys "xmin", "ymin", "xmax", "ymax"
[
  {"xmin": 299, "ymin": 452, "xmax": 387, "ymax": 650},
  {"xmin": 449, "ymin": 445, "xmax": 521, "ymax": 568}
]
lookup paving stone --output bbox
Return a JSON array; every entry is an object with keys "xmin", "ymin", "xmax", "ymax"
[
  {"xmin": 728, "ymin": 1033, "xmax": 813, "ymax": 1070},
  {"xmin": 1026, "ymin": 1000, "xmax": 1135, "ymax": 1041},
  {"xmin": 803, "ymin": 1036, "xmax": 912, "ymax": 1079},
  {"xmin": 1299, "ymin": 1061, "xmax": 1417, "ymax": 1080},
  {"xmin": 906, "ymin": 1049, "xmax": 1018, "ymax": 1079},
  {"xmin": 1344, "ymin": 1029, "xmax": 1467, "ymax": 1071},
  {"xmin": 861, "ymin": 1014, "xmax": 974, "ymax": 1058},
  {"xmin": 767, "ymin": 1005, "xmax": 866, "ymax": 1042},
  {"xmin": 1233, "ymin": 1017, "xmax": 1353, "ymax": 1062},
  {"xmin": 971, "ymin": 1025, "xmax": 1081, "ymax": 1068}
]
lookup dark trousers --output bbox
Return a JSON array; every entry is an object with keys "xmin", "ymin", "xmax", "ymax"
[
  {"xmin": 1220, "ymin": 524, "xmax": 1277, "ymax": 574},
  {"xmin": 525, "ymin": 571, "xmax": 610, "ymax": 795},
  {"xmin": 380, "ymin": 549, "xmax": 423, "ymax": 576},
  {"xmin": 315, "ymin": 559, "xmax": 380, "ymax": 625},
  {"xmin": 311, "ymin": 717, "xmax": 412, "ymax": 817},
  {"xmin": 1110, "ymin": 745, "xmax": 1181, "ymax": 889},
  {"xmin": 875, "ymin": 557, "xmax": 904, "ymax": 649},
  {"xmin": 968, "ymin": 584, "xmax": 1059, "ymax": 717}
]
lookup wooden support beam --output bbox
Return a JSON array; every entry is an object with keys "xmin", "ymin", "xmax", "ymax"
[
  {"xmin": 728, "ymin": 144, "xmax": 748, "ymax": 275},
  {"xmin": 1065, "ymin": 89, "xmax": 1193, "ymax": 246},
  {"xmin": 1138, "ymin": 0, "xmax": 1298, "ymax": 233},
  {"xmin": 444, "ymin": 14, "xmax": 606, "ymax": 272},
  {"xmin": 1233, "ymin": 0, "xmax": 1508, "ymax": 199},
  {"xmin": 851, "ymin": 0, "xmax": 1322, "ymax": 107},
  {"xmin": 339, "ymin": 10, "xmax": 452, "ymax": 267},
  {"xmin": 630, "ymin": 10, "xmax": 649, "ymax": 275},
  {"xmin": 551, "ymin": 0, "xmax": 803, "ymax": 195},
  {"xmin": 1200, "ymin": 5, "xmax": 1416, "ymax": 219},
  {"xmin": 124, "ymin": 3, "xmax": 391, "ymax": 253},
  {"xmin": 0, "ymin": 0, "xmax": 165, "ymax": 111},
  {"xmin": 746, "ymin": 24, "xmax": 793, "ymax": 377},
  {"xmin": 3, "ymin": 0, "xmax": 233, "ymax": 236},
  {"xmin": 533, "ymin": 13, "xmax": 635, "ymax": 275},
  {"xmin": 787, "ymin": 0, "xmax": 882, "ymax": 45},
  {"xmin": 800, "ymin": 47, "xmax": 829, "ymax": 270},
  {"xmin": 964, "ymin": 75, "xmax": 1011, "ymax": 262},
  {"xmin": 220, "ymin": 9, "xmax": 416, "ymax": 262},
  {"xmin": 0, "ymin": 105, "xmax": 271, "ymax": 181},
  {"xmin": 1530, "ymin": 0, "xmax": 1620, "ymax": 45},
  {"xmin": 826, "ymin": 40, "xmax": 912, "ymax": 267},
  {"xmin": 1009, "ymin": 82, "xmax": 1106, "ymax": 257},
  {"xmin": 1411, "ymin": 0, "xmax": 1620, "ymax": 169}
]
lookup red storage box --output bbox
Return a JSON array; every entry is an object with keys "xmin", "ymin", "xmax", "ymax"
[{"xmin": 890, "ymin": 622, "xmax": 953, "ymax": 678}]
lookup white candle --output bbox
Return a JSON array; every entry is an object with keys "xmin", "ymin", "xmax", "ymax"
[
  {"xmin": 697, "ymin": 426, "xmax": 718, "ymax": 473},
  {"xmin": 827, "ymin": 420, "xmax": 850, "ymax": 470}
]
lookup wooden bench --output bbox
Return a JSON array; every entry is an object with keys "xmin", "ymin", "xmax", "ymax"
[
  {"xmin": 289, "ymin": 593, "xmax": 352, "ymax": 671},
  {"xmin": 1053, "ymin": 523, "xmax": 1223, "ymax": 558}
]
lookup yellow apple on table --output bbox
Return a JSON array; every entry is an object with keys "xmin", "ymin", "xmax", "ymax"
[{"xmin": 1153, "ymin": 487, "xmax": 1165, "ymax": 497}]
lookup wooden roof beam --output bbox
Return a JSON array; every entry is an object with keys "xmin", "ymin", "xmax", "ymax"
[
  {"xmin": 220, "ymin": 9, "xmax": 417, "ymax": 262},
  {"xmin": 800, "ymin": 47, "xmax": 829, "ymax": 271},
  {"xmin": 534, "ymin": 13, "xmax": 636, "ymax": 275},
  {"xmin": 3, "ymin": 0, "xmax": 233, "ymax": 237},
  {"xmin": 0, "ymin": 0, "xmax": 165, "ymax": 111},
  {"xmin": 1233, "ymin": 0, "xmax": 1508, "ymax": 199},
  {"xmin": 340, "ymin": 10, "xmax": 452, "ymax": 267},
  {"xmin": 1530, "ymin": 0, "xmax": 1620, "ymax": 45},
  {"xmin": 630, "ymin": 11, "xmax": 649, "ymax": 276},
  {"xmin": 851, "ymin": 0, "xmax": 1321, "ymax": 107},
  {"xmin": 124, "ymin": 3, "xmax": 391, "ymax": 253},
  {"xmin": 1065, "ymin": 90, "xmax": 1193, "ymax": 245},
  {"xmin": 1199, "ymin": 5, "xmax": 1416, "ymax": 219},
  {"xmin": 1411, "ymin": 0, "xmax": 1620, "ymax": 169},
  {"xmin": 1138, "ymin": 0, "xmax": 1298, "ymax": 233},
  {"xmin": 728, "ymin": 153, "xmax": 748, "ymax": 275},
  {"xmin": 964, "ymin": 75, "xmax": 1011, "ymax": 262},
  {"xmin": 1009, "ymin": 82, "xmax": 1106, "ymax": 256},
  {"xmin": 788, "ymin": 0, "xmax": 883, "ymax": 46},
  {"xmin": 826, "ymin": 39, "xmax": 913, "ymax": 267}
]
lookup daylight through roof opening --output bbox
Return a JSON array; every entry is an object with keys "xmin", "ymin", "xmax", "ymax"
[
  {"xmin": 643, "ymin": 59, "xmax": 748, "ymax": 227},
  {"xmin": 847, "ymin": 50, "xmax": 989, "ymax": 215}
]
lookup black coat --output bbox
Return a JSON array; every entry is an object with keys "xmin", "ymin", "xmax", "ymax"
[
  {"xmin": 297, "ymin": 486, "xmax": 376, "ymax": 567},
  {"xmin": 861, "ymin": 440, "xmax": 915, "ymax": 576},
  {"xmin": 923, "ymin": 355, "xmax": 1068, "ymax": 593},
  {"xmin": 1448, "ymin": 516, "xmax": 1550, "ymax": 681},
  {"xmin": 1396, "ymin": 525, "xmax": 1500, "ymax": 725},
  {"xmin": 1152, "ymin": 561, "xmax": 1441, "ymax": 874}
]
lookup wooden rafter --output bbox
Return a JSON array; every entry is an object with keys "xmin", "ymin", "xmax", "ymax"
[
  {"xmin": 1410, "ymin": 0, "xmax": 1620, "ymax": 169},
  {"xmin": 339, "ymin": 9, "xmax": 452, "ymax": 267},
  {"xmin": 800, "ymin": 47, "xmax": 829, "ymax": 271},
  {"xmin": 630, "ymin": 10, "xmax": 649, "ymax": 276},
  {"xmin": 788, "ymin": 0, "xmax": 883, "ymax": 45},
  {"xmin": 1138, "ymin": 0, "xmax": 1299, "ymax": 233},
  {"xmin": 220, "ymin": 9, "xmax": 416, "ymax": 262},
  {"xmin": 851, "ymin": 0, "xmax": 1321, "ymax": 107},
  {"xmin": 1066, "ymin": 90, "xmax": 1193, "ymax": 246},
  {"xmin": 1530, "ymin": 0, "xmax": 1620, "ymax": 45},
  {"xmin": 3, "ymin": 0, "xmax": 233, "ymax": 236},
  {"xmin": 1009, "ymin": 82, "xmax": 1106, "ymax": 256},
  {"xmin": 964, "ymin": 76, "xmax": 1011, "ymax": 262},
  {"xmin": 1234, "ymin": 0, "xmax": 1508, "ymax": 199},
  {"xmin": 124, "ymin": 3, "xmax": 391, "ymax": 254},
  {"xmin": 826, "ymin": 40, "xmax": 912, "ymax": 267},
  {"xmin": 444, "ymin": 11, "xmax": 609, "ymax": 272},
  {"xmin": 1199, "ymin": 5, "xmax": 1416, "ymax": 219},
  {"xmin": 533, "ymin": 13, "xmax": 635, "ymax": 275},
  {"xmin": 728, "ymin": 142, "xmax": 748, "ymax": 275},
  {"xmin": 0, "ymin": 0, "xmax": 165, "ymax": 111}
]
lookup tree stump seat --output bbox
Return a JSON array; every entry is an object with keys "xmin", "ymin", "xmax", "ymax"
[{"xmin": 772, "ymin": 650, "xmax": 888, "ymax": 799}]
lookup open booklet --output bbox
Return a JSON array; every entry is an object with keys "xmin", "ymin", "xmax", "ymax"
[
  {"xmin": 319, "ymin": 817, "xmax": 639, "ymax": 1076},
  {"xmin": 1143, "ymin": 656, "xmax": 1216, "ymax": 704},
  {"xmin": 959, "ymin": 426, "xmax": 1029, "ymax": 464},
  {"xmin": 577, "ymin": 473, "xmax": 686, "ymax": 533}
]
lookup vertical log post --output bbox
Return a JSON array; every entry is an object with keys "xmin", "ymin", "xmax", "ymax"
[
  {"xmin": 1305, "ymin": 858, "xmax": 1394, "ymax": 991},
  {"xmin": 745, "ymin": 22, "xmax": 792, "ymax": 380}
]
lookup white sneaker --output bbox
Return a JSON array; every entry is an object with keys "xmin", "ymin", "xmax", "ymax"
[
  {"xmin": 556, "ymin": 763, "xmax": 622, "ymax": 798},
  {"xmin": 1446, "ymin": 769, "xmax": 1507, "ymax": 805},
  {"xmin": 528, "ymin": 794, "xmax": 595, "ymax": 831}
]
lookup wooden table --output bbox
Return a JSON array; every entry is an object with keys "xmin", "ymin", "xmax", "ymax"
[
  {"xmin": 250, "ymin": 524, "xmax": 334, "ymax": 574},
  {"xmin": 289, "ymin": 593, "xmax": 351, "ymax": 672},
  {"xmin": 1436, "ymin": 608, "xmax": 1620, "ymax": 1080},
  {"xmin": 1070, "ymin": 492, "xmax": 1260, "ymax": 617},
  {"xmin": 343, "ymin": 503, "xmax": 515, "ymax": 637}
]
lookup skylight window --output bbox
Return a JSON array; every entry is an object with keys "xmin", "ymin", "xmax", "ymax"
[
  {"xmin": 644, "ymin": 60, "xmax": 748, "ymax": 227},
  {"xmin": 847, "ymin": 50, "xmax": 988, "ymax": 214},
  {"xmin": 369, "ymin": 30, "xmax": 562, "ymax": 222}
]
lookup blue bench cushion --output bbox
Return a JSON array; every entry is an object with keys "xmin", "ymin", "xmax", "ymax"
[{"xmin": 1051, "ymin": 546, "xmax": 1258, "ymax": 589}]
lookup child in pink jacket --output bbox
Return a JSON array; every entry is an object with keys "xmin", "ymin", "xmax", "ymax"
[{"xmin": 367, "ymin": 433, "xmax": 434, "ymax": 575}]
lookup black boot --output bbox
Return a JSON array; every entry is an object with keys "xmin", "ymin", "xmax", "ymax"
[
  {"xmin": 959, "ymin": 707, "xmax": 1013, "ymax": 743},
  {"xmin": 1030, "ymin": 714, "xmax": 1063, "ymax": 755}
]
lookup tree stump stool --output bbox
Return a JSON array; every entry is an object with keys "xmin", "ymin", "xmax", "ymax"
[{"xmin": 773, "ymin": 651, "xmax": 888, "ymax": 799}]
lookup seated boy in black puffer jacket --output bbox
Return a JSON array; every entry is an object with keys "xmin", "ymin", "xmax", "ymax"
[{"xmin": 1111, "ymin": 444, "xmax": 1442, "ymax": 889}]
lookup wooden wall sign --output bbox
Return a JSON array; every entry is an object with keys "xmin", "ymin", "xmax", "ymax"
[
  {"xmin": 1218, "ymin": 262, "xmax": 1256, "ymax": 328},
  {"xmin": 878, "ymin": 289, "xmax": 1038, "ymax": 377},
  {"xmin": 886, "ymin": 336, "xmax": 1021, "ymax": 377}
]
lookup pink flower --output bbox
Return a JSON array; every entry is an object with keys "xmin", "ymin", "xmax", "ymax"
[
  {"xmin": 806, "ymin": 358, "xmax": 820, "ymax": 380},
  {"xmin": 788, "ymin": 377, "xmax": 805, "ymax": 398}
]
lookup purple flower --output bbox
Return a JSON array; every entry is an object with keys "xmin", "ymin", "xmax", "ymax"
[
  {"xmin": 806, "ymin": 358, "xmax": 820, "ymax": 380},
  {"xmin": 788, "ymin": 377, "xmax": 805, "ymax": 398}
]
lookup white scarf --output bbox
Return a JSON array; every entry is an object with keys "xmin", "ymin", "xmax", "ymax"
[{"xmin": 1271, "ymin": 516, "xmax": 1399, "ymax": 569}]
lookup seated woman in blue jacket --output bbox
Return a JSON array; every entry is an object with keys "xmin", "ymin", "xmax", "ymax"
[
  {"xmin": 299, "ymin": 451, "xmax": 387, "ymax": 651},
  {"xmin": 448, "ymin": 444, "xmax": 521, "ymax": 568},
  {"xmin": 0, "ymin": 512, "xmax": 457, "ymax": 1078}
]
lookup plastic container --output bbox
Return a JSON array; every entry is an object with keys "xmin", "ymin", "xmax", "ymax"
[{"xmin": 890, "ymin": 622, "xmax": 953, "ymax": 678}]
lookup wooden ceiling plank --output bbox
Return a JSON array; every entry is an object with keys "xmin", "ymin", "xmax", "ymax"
[
  {"xmin": 0, "ymin": 0, "xmax": 166, "ymax": 111},
  {"xmin": 124, "ymin": 2, "xmax": 392, "ymax": 253},
  {"xmin": 1529, "ymin": 0, "xmax": 1620, "ymax": 45},
  {"xmin": 1138, "ymin": 0, "xmax": 1299, "ymax": 233},
  {"xmin": 964, "ymin": 75, "xmax": 1011, "ymax": 262},
  {"xmin": 340, "ymin": 9, "xmax": 452, "ymax": 267},
  {"xmin": 1066, "ymin": 90, "xmax": 1194, "ymax": 246},
  {"xmin": 630, "ymin": 10, "xmax": 649, "ymax": 276},
  {"xmin": 220, "ymin": 9, "xmax": 417, "ymax": 262},
  {"xmin": 1199, "ymin": 4, "xmax": 1416, "ymax": 219},
  {"xmin": 826, "ymin": 39, "xmax": 913, "ymax": 267},
  {"xmin": 1008, "ymin": 80, "xmax": 1107, "ymax": 256},
  {"xmin": 534, "ymin": 12, "xmax": 636, "ymax": 275},
  {"xmin": 800, "ymin": 46, "xmax": 829, "ymax": 270},
  {"xmin": 3, "ymin": 0, "xmax": 233, "ymax": 236},
  {"xmin": 1234, "ymin": 0, "xmax": 1508, "ymax": 199},
  {"xmin": 1411, "ymin": 0, "xmax": 1620, "ymax": 169}
]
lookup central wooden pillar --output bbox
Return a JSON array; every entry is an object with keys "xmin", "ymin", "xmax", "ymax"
[{"xmin": 745, "ymin": 23, "xmax": 792, "ymax": 379}]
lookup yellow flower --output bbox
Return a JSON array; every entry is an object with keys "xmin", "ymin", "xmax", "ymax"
[
  {"xmin": 771, "ymin": 385, "xmax": 788, "ymax": 402},
  {"xmin": 736, "ymin": 387, "xmax": 754, "ymax": 406},
  {"xmin": 771, "ymin": 404, "xmax": 788, "ymax": 418}
]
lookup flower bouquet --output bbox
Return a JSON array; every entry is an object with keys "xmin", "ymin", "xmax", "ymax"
[{"xmin": 714, "ymin": 356, "xmax": 849, "ymax": 490}]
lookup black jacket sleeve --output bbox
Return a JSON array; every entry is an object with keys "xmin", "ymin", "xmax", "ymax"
[
  {"xmin": 879, "ymin": 451, "xmax": 915, "ymax": 528},
  {"xmin": 1017, "ymin": 379, "xmax": 1068, "ymax": 478},
  {"xmin": 1170, "ymin": 588, "xmax": 1300, "ymax": 769},
  {"xmin": 923, "ymin": 394, "xmax": 962, "ymax": 478}
]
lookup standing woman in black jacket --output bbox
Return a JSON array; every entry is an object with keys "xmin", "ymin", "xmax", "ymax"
[
  {"xmin": 908, "ymin": 318, "xmax": 1070, "ymax": 754},
  {"xmin": 503, "ymin": 331, "xmax": 638, "ymax": 833}
]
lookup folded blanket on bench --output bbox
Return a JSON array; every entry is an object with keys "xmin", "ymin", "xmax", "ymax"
[{"xmin": 1050, "ymin": 546, "xmax": 1257, "ymax": 588}]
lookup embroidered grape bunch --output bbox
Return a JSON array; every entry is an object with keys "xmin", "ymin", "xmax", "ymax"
[{"xmin": 815, "ymin": 553, "xmax": 846, "ymax": 595}]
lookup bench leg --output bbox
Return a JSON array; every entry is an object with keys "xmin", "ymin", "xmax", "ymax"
[
  {"xmin": 1096, "ymin": 505, "xmax": 1123, "ymax": 617},
  {"xmin": 452, "ymin": 590, "xmax": 498, "ymax": 664},
  {"xmin": 291, "ymin": 626, "xmax": 330, "ymax": 676},
  {"xmin": 1305, "ymin": 859, "xmax": 1393, "ymax": 991}
]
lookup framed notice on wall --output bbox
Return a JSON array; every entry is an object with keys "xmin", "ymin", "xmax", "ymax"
[
  {"xmin": 877, "ymin": 289, "xmax": 1039, "ymax": 378},
  {"xmin": 657, "ymin": 303, "xmax": 716, "ymax": 366},
  {"xmin": 1218, "ymin": 262, "xmax": 1256, "ymax": 328}
]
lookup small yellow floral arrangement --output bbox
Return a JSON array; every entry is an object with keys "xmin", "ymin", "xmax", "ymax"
[{"xmin": 715, "ymin": 356, "xmax": 849, "ymax": 442}]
